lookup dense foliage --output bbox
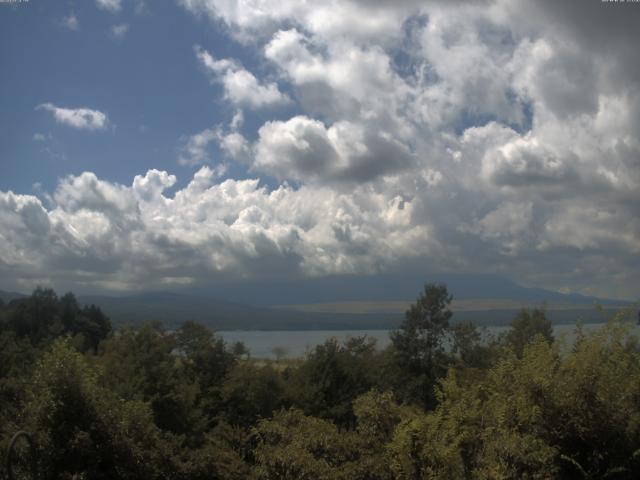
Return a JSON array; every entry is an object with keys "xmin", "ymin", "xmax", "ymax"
[{"xmin": 1, "ymin": 285, "xmax": 639, "ymax": 479}]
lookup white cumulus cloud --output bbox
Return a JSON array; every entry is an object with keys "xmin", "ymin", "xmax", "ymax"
[{"xmin": 5, "ymin": 0, "xmax": 640, "ymax": 299}]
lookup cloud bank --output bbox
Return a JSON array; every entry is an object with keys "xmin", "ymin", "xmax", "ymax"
[{"xmin": 4, "ymin": 0, "xmax": 639, "ymax": 299}]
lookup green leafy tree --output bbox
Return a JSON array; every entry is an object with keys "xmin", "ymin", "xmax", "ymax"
[
  {"xmin": 287, "ymin": 336, "xmax": 380, "ymax": 426},
  {"xmin": 451, "ymin": 321, "xmax": 497, "ymax": 370},
  {"xmin": 388, "ymin": 320, "xmax": 640, "ymax": 479},
  {"xmin": 22, "ymin": 338, "xmax": 170, "ymax": 480},
  {"xmin": 253, "ymin": 408, "xmax": 366, "ymax": 480},
  {"xmin": 221, "ymin": 362, "xmax": 285, "ymax": 427},
  {"xmin": 98, "ymin": 323, "xmax": 204, "ymax": 437},
  {"xmin": 4, "ymin": 289, "xmax": 111, "ymax": 351},
  {"xmin": 6, "ymin": 287, "xmax": 63, "ymax": 344},
  {"xmin": 503, "ymin": 307, "xmax": 554, "ymax": 357},
  {"xmin": 351, "ymin": 390, "xmax": 416, "ymax": 479},
  {"xmin": 175, "ymin": 320, "xmax": 237, "ymax": 388},
  {"xmin": 389, "ymin": 283, "xmax": 453, "ymax": 409}
]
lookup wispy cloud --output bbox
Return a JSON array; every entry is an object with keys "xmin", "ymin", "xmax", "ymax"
[
  {"xmin": 111, "ymin": 24, "xmax": 129, "ymax": 40},
  {"xmin": 61, "ymin": 13, "xmax": 79, "ymax": 31},
  {"xmin": 195, "ymin": 45, "xmax": 290, "ymax": 109},
  {"xmin": 178, "ymin": 127, "xmax": 219, "ymax": 166},
  {"xmin": 96, "ymin": 0, "xmax": 122, "ymax": 13},
  {"xmin": 37, "ymin": 103, "xmax": 109, "ymax": 131}
]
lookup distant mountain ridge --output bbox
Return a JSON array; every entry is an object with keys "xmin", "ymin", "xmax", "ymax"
[
  {"xmin": 77, "ymin": 292, "xmax": 397, "ymax": 330},
  {"xmin": 198, "ymin": 273, "xmax": 631, "ymax": 306},
  {"xmin": 0, "ymin": 290, "xmax": 27, "ymax": 303},
  {"xmin": 1, "ymin": 273, "xmax": 634, "ymax": 331}
]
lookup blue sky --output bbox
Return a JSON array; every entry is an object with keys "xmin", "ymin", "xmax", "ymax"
[
  {"xmin": 1, "ymin": 0, "xmax": 290, "ymax": 193},
  {"xmin": 1, "ymin": 0, "xmax": 639, "ymax": 300}
]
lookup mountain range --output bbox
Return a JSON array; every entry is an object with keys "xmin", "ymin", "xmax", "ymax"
[{"xmin": 1, "ymin": 273, "xmax": 635, "ymax": 330}]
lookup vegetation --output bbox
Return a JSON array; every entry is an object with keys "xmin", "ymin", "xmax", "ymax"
[{"xmin": 1, "ymin": 285, "xmax": 639, "ymax": 479}]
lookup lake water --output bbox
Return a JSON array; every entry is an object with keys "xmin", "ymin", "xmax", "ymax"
[{"xmin": 219, "ymin": 323, "xmax": 640, "ymax": 359}]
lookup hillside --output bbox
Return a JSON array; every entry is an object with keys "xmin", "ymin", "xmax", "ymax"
[{"xmin": 2, "ymin": 275, "xmax": 634, "ymax": 331}]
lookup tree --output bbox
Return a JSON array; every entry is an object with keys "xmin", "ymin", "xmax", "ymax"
[
  {"xmin": 3, "ymin": 289, "xmax": 111, "ymax": 351},
  {"xmin": 24, "ymin": 338, "xmax": 169, "ymax": 479},
  {"xmin": 451, "ymin": 321, "xmax": 496, "ymax": 370},
  {"xmin": 253, "ymin": 408, "xmax": 366, "ymax": 480},
  {"xmin": 175, "ymin": 320, "xmax": 236, "ymax": 388},
  {"xmin": 78, "ymin": 303, "xmax": 112, "ymax": 352},
  {"xmin": 389, "ymin": 283, "xmax": 453, "ymax": 409},
  {"xmin": 503, "ymin": 307, "xmax": 554, "ymax": 357},
  {"xmin": 272, "ymin": 346, "xmax": 289, "ymax": 362},
  {"xmin": 221, "ymin": 362, "xmax": 285, "ymax": 427},
  {"xmin": 98, "ymin": 323, "xmax": 204, "ymax": 437},
  {"xmin": 287, "ymin": 336, "xmax": 380, "ymax": 426},
  {"xmin": 7, "ymin": 287, "xmax": 62, "ymax": 344}
]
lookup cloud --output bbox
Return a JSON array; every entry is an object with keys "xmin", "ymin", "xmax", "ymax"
[
  {"xmin": 461, "ymin": 201, "xmax": 534, "ymax": 256},
  {"xmin": 37, "ymin": 103, "xmax": 109, "ymax": 131},
  {"xmin": 195, "ymin": 45, "xmax": 290, "ymax": 109},
  {"xmin": 254, "ymin": 116, "xmax": 413, "ymax": 183},
  {"xmin": 62, "ymin": 13, "xmax": 79, "ymax": 31},
  {"xmin": 96, "ymin": 0, "xmax": 122, "ymax": 13},
  {"xmin": 219, "ymin": 131, "xmax": 251, "ymax": 162},
  {"xmin": 179, "ymin": 0, "xmax": 417, "ymax": 44},
  {"xmin": 111, "ymin": 24, "xmax": 129, "ymax": 39},
  {"xmin": 0, "ymin": 169, "xmax": 433, "ymax": 292},
  {"xmin": 1, "ymin": 155, "xmax": 638, "ymax": 297},
  {"xmin": 171, "ymin": 0, "xmax": 640, "ymax": 299},
  {"xmin": 179, "ymin": 114, "xmax": 253, "ymax": 166},
  {"xmin": 6, "ymin": 0, "xmax": 640, "ymax": 299},
  {"xmin": 264, "ymin": 28, "xmax": 412, "ymax": 132},
  {"xmin": 178, "ymin": 127, "xmax": 219, "ymax": 166}
]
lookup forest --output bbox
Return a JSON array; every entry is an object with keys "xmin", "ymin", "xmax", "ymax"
[{"xmin": 1, "ymin": 284, "xmax": 639, "ymax": 479}]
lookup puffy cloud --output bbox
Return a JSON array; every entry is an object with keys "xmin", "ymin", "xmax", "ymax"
[
  {"xmin": 132, "ymin": 170, "xmax": 177, "ymax": 202},
  {"xmin": 219, "ymin": 131, "xmax": 251, "ymax": 162},
  {"xmin": 482, "ymin": 135, "xmax": 580, "ymax": 188},
  {"xmin": 170, "ymin": 0, "xmax": 640, "ymax": 299},
  {"xmin": 254, "ymin": 116, "xmax": 413, "ymax": 183},
  {"xmin": 0, "ymin": 192, "xmax": 51, "ymax": 266},
  {"xmin": 410, "ymin": 8, "xmax": 526, "ymax": 129},
  {"xmin": 264, "ymin": 29, "xmax": 412, "ymax": 134},
  {"xmin": 195, "ymin": 45, "xmax": 290, "ymax": 109},
  {"xmin": 6, "ymin": 0, "xmax": 640, "ymax": 299},
  {"xmin": 461, "ymin": 201, "xmax": 534, "ymax": 256},
  {"xmin": 540, "ymin": 204, "xmax": 640, "ymax": 254},
  {"xmin": 179, "ymin": 0, "xmax": 417, "ymax": 44},
  {"xmin": 37, "ymin": 103, "xmax": 109, "ymax": 131},
  {"xmin": 0, "ymin": 169, "xmax": 433, "ymax": 291}
]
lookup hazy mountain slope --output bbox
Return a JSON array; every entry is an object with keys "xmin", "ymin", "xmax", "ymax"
[
  {"xmin": 4, "ymin": 271, "xmax": 635, "ymax": 331},
  {"xmin": 199, "ymin": 273, "xmax": 630, "ymax": 306},
  {"xmin": 76, "ymin": 291, "xmax": 633, "ymax": 331},
  {"xmin": 0, "ymin": 290, "xmax": 27, "ymax": 303},
  {"xmin": 78, "ymin": 292, "xmax": 399, "ymax": 330}
]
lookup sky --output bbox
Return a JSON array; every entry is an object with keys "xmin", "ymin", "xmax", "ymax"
[{"xmin": 0, "ymin": 0, "xmax": 639, "ymax": 300}]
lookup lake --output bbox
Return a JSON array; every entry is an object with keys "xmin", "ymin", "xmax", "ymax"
[{"xmin": 218, "ymin": 322, "xmax": 640, "ymax": 359}]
